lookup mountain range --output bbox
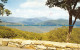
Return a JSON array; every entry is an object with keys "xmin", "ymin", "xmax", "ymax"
[
  {"xmin": 0, "ymin": 17, "xmax": 80, "ymax": 33},
  {"xmin": 0, "ymin": 17, "xmax": 50, "ymax": 25},
  {"xmin": 0, "ymin": 17, "xmax": 80, "ymax": 25}
]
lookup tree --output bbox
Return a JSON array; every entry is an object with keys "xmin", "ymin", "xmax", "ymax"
[
  {"xmin": 0, "ymin": 0, "xmax": 11, "ymax": 22},
  {"xmin": 46, "ymin": 0, "xmax": 80, "ymax": 42},
  {"xmin": 0, "ymin": 0, "xmax": 8, "ymax": 16},
  {"xmin": 0, "ymin": 3, "xmax": 4, "ymax": 16},
  {"xmin": 5, "ymin": 9, "xmax": 12, "ymax": 16},
  {"xmin": 1, "ymin": 0, "xmax": 8, "ymax": 3},
  {"xmin": 0, "ymin": 19, "xmax": 2, "ymax": 22}
]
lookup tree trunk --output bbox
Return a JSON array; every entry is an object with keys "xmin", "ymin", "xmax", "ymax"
[
  {"xmin": 0, "ymin": 19, "xmax": 2, "ymax": 23},
  {"xmin": 66, "ymin": 9, "xmax": 80, "ymax": 42},
  {"xmin": 66, "ymin": 13, "xmax": 72, "ymax": 42},
  {"xmin": 2, "ymin": 13, "xmax": 3, "ymax": 16},
  {"xmin": 66, "ymin": 31, "xmax": 71, "ymax": 43}
]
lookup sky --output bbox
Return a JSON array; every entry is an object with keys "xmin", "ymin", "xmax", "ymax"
[{"xmin": 4, "ymin": 0, "xmax": 70, "ymax": 20}]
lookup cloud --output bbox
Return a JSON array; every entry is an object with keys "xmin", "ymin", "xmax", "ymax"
[
  {"xmin": 20, "ymin": 0, "xmax": 46, "ymax": 8},
  {"xmin": 20, "ymin": 2, "xmax": 43, "ymax": 8},
  {"xmin": 10, "ymin": 0, "xmax": 69, "ymax": 20}
]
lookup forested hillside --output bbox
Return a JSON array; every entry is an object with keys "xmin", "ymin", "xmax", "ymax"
[{"xmin": 0, "ymin": 26, "xmax": 80, "ymax": 44}]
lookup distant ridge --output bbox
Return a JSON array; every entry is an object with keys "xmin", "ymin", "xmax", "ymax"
[
  {"xmin": 0, "ymin": 17, "xmax": 80, "ymax": 33},
  {"xmin": 0, "ymin": 17, "xmax": 50, "ymax": 25}
]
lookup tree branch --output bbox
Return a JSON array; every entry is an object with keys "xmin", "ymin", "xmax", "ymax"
[
  {"xmin": 73, "ymin": 0, "xmax": 79, "ymax": 10},
  {"xmin": 73, "ymin": 13, "xmax": 80, "ymax": 25}
]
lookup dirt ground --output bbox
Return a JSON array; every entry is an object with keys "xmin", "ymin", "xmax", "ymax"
[{"xmin": 0, "ymin": 46, "xmax": 34, "ymax": 50}]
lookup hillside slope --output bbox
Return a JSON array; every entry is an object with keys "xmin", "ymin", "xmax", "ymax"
[
  {"xmin": 0, "ymin": 22, "xmax": 58, "ymax": 33},
  {"xmin": 0, "ymin": 26, "xmax": 80, "ymax": 44}
]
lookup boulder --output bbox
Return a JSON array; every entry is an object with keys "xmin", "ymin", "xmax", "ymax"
[
  {"xmin": 66, "ymin": 43, "xmax": 79, "ymax": 48},
  {"xmin": 47, "ymin": 47, "xmax": 56, "ymax": 50},
  {"xmin": 9, "ymin": 39, "xmax": 22, "ymax": 45},
  {"xmin": 43, "ymin": 44, "xmax": 53, "ymax": 47},
  {"xmin": 65, "ymin": 48, "xmax": 72, "ymax": 50},
  {"xmin": 36, "ymin": 45, "xmax": 46, "ymax": 50},
  {"xmin": 21, "ymin": 40, "xmax": 33, "ymax": 45},
  {"xmin": 8, "ymin": 43, "xmax": 17, "ymax": 47},
  {"xmin": 8, "ymin": 42, "xmax": 20, "ymax": 47},
  {"xmin": 33, "ymin": 41, "xmax": 42, "ymax": 45},
  {"xmin": 0, "ymin": 38, "xmax": 3, "ymax": 46},
  {"xmin": 2, "ymin": 41, "xmax": 9, "ymax": 46},
  {"xmin": 56, "ymin": 48, "xmax": 65, "ymax": 50},
  {"xmin": 23, "ymin": 45, "xmax": 36, "ymax": 49}
]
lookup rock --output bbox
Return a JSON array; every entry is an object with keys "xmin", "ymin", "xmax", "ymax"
[
  {"xmin": 51, "ymin": 42, "xmax": 66, "ymax": 48},
  {"xmin": 23, "ymin": 45, "xmax": 36, "ymax": 49},
  {"xmin": 56, "ymin": 48, "xmax": 65, "ymax": 50},
  {"xmin": 65, "ymin": 48, "xmax": 72, "ymax": 50},
  {"xmin": 9, "ymin": 39, "xmax": 22, "ymax": 45},
  {"xmin": 36, "ymin": 45, "xmax": 46, "ymax": 50},
  {"xmin": 66, "ymin": 43, "xmax": 79, "ymax": 48},
  {"xmin": 33, "ymin": 40, "xmax": 43, "ymax": 45},
  {"xmin": 2, "ymin": 41, "xmax": 9, "ymax": 46},
  {"xmin": 1, "ymin": 38, "xmax": 80, "ymax": 50},
  {"xmin": 47, "ymin": 47, "xmax": 56, "ymax": 50},
  {"xmin": 42, "ymin": 41, "xmax": 54, "ymax": 47},
  {"xmin": 44, "ymin": 44, "xmax": 53, "ymax": 47},
  {"xmin": 8, "ymin": 42, "xmax": 19, "ymax": 47},
  {"xmin": 8, "ymin": 43, "xmax": 17, "ymax": 47},
  {"xmin": 21, "ymin": 40, "xmax": 33, "ymax": 45},
  {"xmin": 0, "ymin": 38, "xmax": 3, "ymax": 46}
]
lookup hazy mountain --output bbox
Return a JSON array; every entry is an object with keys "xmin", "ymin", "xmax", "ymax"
[
  {"xmin": 21, "ymin": 17, "xmax": 50, "ymax": 25},
  {"xmin": 0, "ymin": 17, "xmax": 50, "ymax": 25},
  {"xmin": 36, "ymin": 19, "xmax": 80, "ymax": 26},
  {"xmin": 0, "ymin": 17, "xmax": 80, "ymax": 33},
  {"xmin": 0, "ymin": 17, "xmax": 80, "ymax": 26},
  {"xmin": 36, "ymin": 19, "xmax": 69, "ymax": 25}
]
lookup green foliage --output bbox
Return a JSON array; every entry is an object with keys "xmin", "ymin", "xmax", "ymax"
[
  {"xmin": 46, "ymin": 0, "xmax": 80, "ymax": 9},
  {"xmin": 0, "ymin": 26, "xmax": 80, "ymax": 44},
  {"xmin": 46, "ymin": 0, "xmax": 80, "ymax": 42},
  {"xmin": 46, "ymin": 26, "xmax": 80, "ymax": 44},
  {"xmin": 46, "ymin": 27, "xmax": 68, "ymax": 42},
  {"xmin": 0, "ymin": 0, "xmax": 11, "ymax": 16},
  {"xmin": 0, "ymin": 26, "xmax": 17, "ymax": 38},
  {"xmin": 70, "ymin": 28, "xmax": 80, "ymax": 43},
  {"xmin": 5, "ymin": 9, "xmax": 12, "ymax": 16},
  {"xmin": 46, "ymin": 0, "xmax": 80, "ymax": 24},
  {"xmin": 0, "ymin": 26, "xmax": 42, "ymax": 40},
  {"xmin": 1, "ymin": 0, "xmax": 8, "ymax": 3},
  {"xmin": 46, "ymin": 0, "xmax": 80, "ymax": 23}
]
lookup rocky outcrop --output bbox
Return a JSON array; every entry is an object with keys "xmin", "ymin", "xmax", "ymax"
[{"xmin": 0, "ymin": 38, "xmax": 80, "ymax": 50}]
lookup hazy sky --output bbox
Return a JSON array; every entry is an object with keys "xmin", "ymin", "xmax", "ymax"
[{"xmin": 4, "ymin": 0, "xmax": 70, "ymax": 19}]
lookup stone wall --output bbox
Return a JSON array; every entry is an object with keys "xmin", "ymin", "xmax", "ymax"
[{"xmin": 0, "ymin": 38, "xmax": 80, "ymax": 50}]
